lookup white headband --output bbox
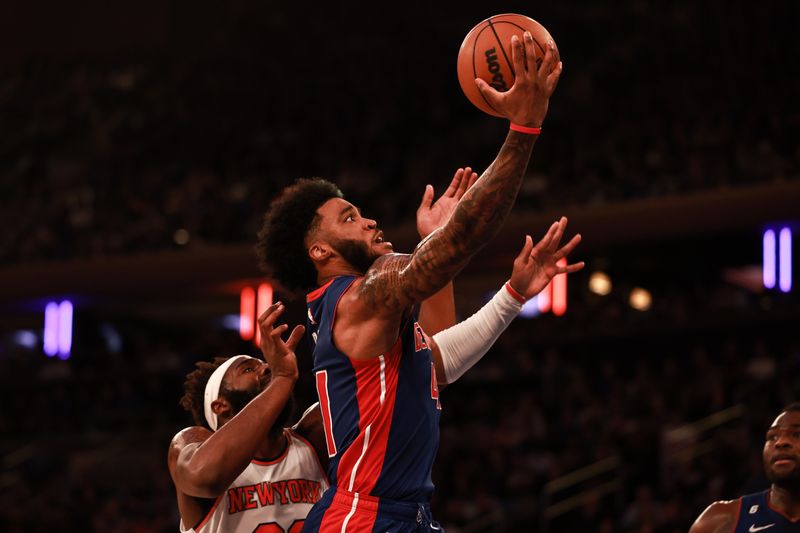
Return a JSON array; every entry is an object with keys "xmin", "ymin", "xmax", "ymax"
[{"xmin": 204, "ymin": 355, "xmax": 252, "ymax": 431}]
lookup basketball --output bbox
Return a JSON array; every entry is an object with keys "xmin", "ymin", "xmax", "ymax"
[{"xmin": 457, "ymin": 13, "xmax": 559, "ymax": 117}]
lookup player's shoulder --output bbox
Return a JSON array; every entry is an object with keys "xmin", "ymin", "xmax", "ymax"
[
  {"xmin": 689, "ymin": 498, "xmax": 741, "ymax": 533},
  {"xmin": 354, "ymin": 253, "xmax": 413, "ymax": 303},
  {"xmin": 365, "ymin": 252, "xmax": 411, "ymax": 276},
  {"xmin": 169, "ymin": 426, "xmax": 212, "ymax": 455},
  {"xmin": 167, "ymin": 426, "xmax": 212, "ymax": 476}
]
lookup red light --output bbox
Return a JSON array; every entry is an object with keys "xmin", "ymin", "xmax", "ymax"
[
  {"xmin": 538, "ymin": 281, "xmax": 552, "ymax": 313},
  {"xmin": 254, "ymin": 283, "xmax": 274, "ymax": 346},
  {"xmin": 552, "ymin": 258, "xmax": 568, "ymax": 316},
  {"xmin": 240, "ymin": 287, "xmax": 255, "ymax": 340}
]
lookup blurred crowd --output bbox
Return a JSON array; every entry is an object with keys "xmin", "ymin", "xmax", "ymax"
[
  {"xmin": 1, "ymin": 1, "xmax": 797, "ymax": 265},
  {"xmin": 1, "ymin": 276, "xmax": 797, "ymax": 532},
  {"xmin": 2, "ymin": 1, "xmax": 799, "ymax": 531}
]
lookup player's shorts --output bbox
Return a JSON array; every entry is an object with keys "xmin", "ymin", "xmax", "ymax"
[{"xmin": 301, "ymin": 486, "xmax": 444, "ymax": 533}]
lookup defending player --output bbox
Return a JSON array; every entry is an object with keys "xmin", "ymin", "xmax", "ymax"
[
  {"xmin": 689, "ymin": 404, "xmax": 800, "ymax": 533},
  {"xmin": 168, "ymin": 303, "xmax": 327, "ymax": 533},
  {"xmin": 256, "ymin": 33, "xmax": 571, "ymax": 532}
]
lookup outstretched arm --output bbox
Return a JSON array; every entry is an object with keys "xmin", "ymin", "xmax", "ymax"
[
  {"xmin": 359, "ymin": 34, "xmax": 563, "ymax": 316},
  {"xmin": 430, "ymin": 218, "xmax": 582, "ymax": 385},
  {"xmin": 168, "ymin": 303, "xmax": 304, "ymax": 498}
]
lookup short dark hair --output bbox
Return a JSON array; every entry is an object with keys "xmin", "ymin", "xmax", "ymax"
[
  {"xmin": 782, "ymin": 402, "xmax": 800, "ymax": 414},
  {"xmin": 179, "ymin": 356, "xmax": 229, "ymax": 428},
  {"xmin": 255, "ymin": 178, "xmax": 343, "ymax": 294}
]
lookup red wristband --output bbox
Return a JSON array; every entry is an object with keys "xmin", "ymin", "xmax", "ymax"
[
  {"xmin": 504, "ymin": 281, "xmax": 526, "ymax": 304},
  {"xmin": 510, "ymin": 123, "xmax": 542, "ymax": 135}
]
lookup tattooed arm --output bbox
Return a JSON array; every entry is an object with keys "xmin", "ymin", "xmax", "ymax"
[
  {"xmin": 334, "ymin": 34, "xmax": 563, "ymax": 359},
  {"xmin": 361, "ymin": 127, "xmax": 538, "ymax": 309}
]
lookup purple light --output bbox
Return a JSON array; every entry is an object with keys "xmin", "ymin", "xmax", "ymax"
[
  {"xmin": 57, "ymin": 301, "xmax": 73, "ymax": 359},
  {"xmin": 520, "ymin": 295, "xmax": 541, "ymax": 318},
  {"xmin": 44, "ymin": 302, "xmax": 59, "ymax": 356},
  {"xmin": 763, "ymin": 229, "xmax": 776, "ymax": 289},
  {"xmin": 779, "ymin": 228, "xmax": 792, "ymax": 293}
]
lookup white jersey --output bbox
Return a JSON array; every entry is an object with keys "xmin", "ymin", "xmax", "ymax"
[{"xmin": 181, "ymin": 430, "xmax": 329, "ymax": 533}]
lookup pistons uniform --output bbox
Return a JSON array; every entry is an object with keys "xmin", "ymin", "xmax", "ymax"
[
  {"xmin": 733, "ymin": 490, "xmax": 800, "ymax": 532},
  {"xmin": 181, "ymin": 430, "xmax": 329, "ymax": 533},
  {"xmin": 303, "ymin": 276, "xmax": 443, "ymax": 532}
]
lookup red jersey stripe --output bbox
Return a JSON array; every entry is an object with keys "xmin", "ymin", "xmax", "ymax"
[
  {"xmin": 315, "ymin": 370, "xmax": 338, "ymax": 457},
  {"xmin": 318, "ymin": 489, "xmax": 379, "ymax": 533},
  {"xmin": 334, "ymin": 338, "xmax": 402, "ymax": 495}
]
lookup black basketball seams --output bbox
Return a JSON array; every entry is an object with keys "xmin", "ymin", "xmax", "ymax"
[{"xmin": 470, "ymin": 25, "xmax": 501, "ymax": 113}]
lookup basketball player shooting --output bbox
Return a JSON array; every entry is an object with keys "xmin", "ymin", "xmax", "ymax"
[
  {"xmin": 690, "ymin": 404, "xmax": 800, "ymax": 533},
  {"xmin": 166, "ymin": 166, "xmax": 477, "ymax": 533},
  {"xmin": 257, "ymin": 33, "xmax": 573, "ymax": 532}
]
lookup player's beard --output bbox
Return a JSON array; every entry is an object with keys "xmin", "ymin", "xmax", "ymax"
[
  {"xmin": 766, "ymin": 460, "xmax": 800, "ymax": 491},
  {"xmin": 330, "ymin": 237, "xmax": 378, "ymax": 274},
  {"xmin": 224, "ymin": 388, "xmax": 296, "ymax": 434}
]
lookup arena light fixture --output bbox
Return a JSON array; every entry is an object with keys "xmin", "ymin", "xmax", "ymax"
[
  {"xmin": 763, "ymin": 229, "xmax": 776, "ymax": 289},
  {"xmin": 239, "ymin": 287, "xmax": 255, "ymax": 340},
  {"xmin": 44, "ymin": 302, "xmax": 59, "ymax": 356},
  {"xmin": 519, "ymin": 296, "xmax": 540, "ymax": 318},
  {"xmin": 779, "ymin": 227, "xmax": 792, "ymax": 293},
  {"xmin": 254, "ymin": 283, "xmax": 274, "ymax": 346},
  {"xmin": 552, "ymin": 258, "xmax": 568, "ymax": 316},
  {"xmin": 629, "ymin": 287, "xmax": 652, "ymax": 311},
  {"xmin": 43, "ymin": 300, "xmax": 73, "ymax": 359},
  {"xmin": 13, "ymin": 330, "xmax": 38, "ymax": 349},
  {"xmin": 538, "ymin": 280, "xmax": 552, "ymax": 313},
  {"xmin": 57, "ymin": 301, "xmax": 73, "ymax": 360},
  {"xmin": 589, "ymin": 271, "xmax": 612, "ymax": 296}
]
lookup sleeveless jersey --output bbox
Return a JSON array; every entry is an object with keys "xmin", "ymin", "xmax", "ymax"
[
  {"xmin": 734, "ymin": 490, "xmax": 800, "ymax": 532},
  {"xmin": 305, "ymin": 276, "xmax": 442, "ymax": 503},
  {"xmin": 180, "ymin": 430, "xmax": 329, "ymax": 533}
]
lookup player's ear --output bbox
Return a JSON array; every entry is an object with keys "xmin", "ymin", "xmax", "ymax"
[
  {"xmin": 308, "ymin": 241, "xmax": 332, "ymax": 263},
  {"xmin": 211, "ymin": 397, "xmax": 231, "ymax": 417}
]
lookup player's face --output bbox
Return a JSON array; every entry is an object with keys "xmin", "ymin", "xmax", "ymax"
[
  {"xmin": 316, "ymin": 198, "xmax": 393, "ymax": 271},
  {"xmin": 221, "ymin": 357, "xmax": 294, "ymax": 427},
  {"xmin": 764, "ymin": 411, "xmax": 800, "ymax": 488}
]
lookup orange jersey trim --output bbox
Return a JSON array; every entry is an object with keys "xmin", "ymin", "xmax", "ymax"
[
  {"xmin": 307, "ymin": 279, "xmax": 336, "ymax": 303},
  {"xmin": 251, "ymin": 430, "xmax": 291, "ymax": 466}
]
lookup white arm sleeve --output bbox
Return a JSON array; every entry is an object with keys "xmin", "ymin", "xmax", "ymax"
[{"xmin": 433, "ymin": 283, "xmax": 524, "ymax": 384}]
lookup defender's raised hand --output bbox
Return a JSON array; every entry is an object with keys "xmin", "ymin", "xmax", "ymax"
[
  {"xmin": 509, "ymin": 217, "xmax": 584, "ymax": 299},
  {"xmin": 416, "ymin": 167, "xmax": 479, "ymax": 239},
  {"xmin": 475, "ymin": 32, "xmax": 562, "ymax": 127},
  {"xmin": 257, "ymin": 302, "xmax": 304, "ymax": 382}
]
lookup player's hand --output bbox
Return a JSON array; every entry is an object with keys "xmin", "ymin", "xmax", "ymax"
[
  {"xmin": 416, "ymin": 167, "xmax": 479, "ymax": 238},
  {"xmin": 509, "ymin": 217, "xmax": 584, "ymax": 299},
  {"xmin": 475, "ymin": 32, "xmax": 562, "ymax": 127},
  {"xmin": 257, "ymin": 302, "xmax": 303, "ymax": 382}
]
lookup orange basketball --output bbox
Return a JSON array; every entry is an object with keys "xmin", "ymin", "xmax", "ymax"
[{"xmin": 457, "ymin": 13, "xmax": 558, "ymax": 117}]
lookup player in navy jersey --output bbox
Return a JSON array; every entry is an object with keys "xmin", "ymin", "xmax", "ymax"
[
  {"xmin": 256, "ymin": 33, "xmax": 577, "ymax": 532},
  {"xmin": 690, "ymin": 403, "xmax": 800, "ymax": 532}
]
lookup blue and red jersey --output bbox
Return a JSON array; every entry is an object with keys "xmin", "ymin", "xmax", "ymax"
[
  {"xmin": 733, "ymin": 489, "xmax": 800, "ymax": 532},
  {"xmin": 305, "ymin": 276, "xmax": 441, "ymax": 503}
]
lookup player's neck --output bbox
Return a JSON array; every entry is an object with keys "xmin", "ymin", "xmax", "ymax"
[
  {"xmin": 317, "ymin": 265, "xmax": 363, "ymax": 285},
  {"xmin": 255, "ymin": 428, "xmax": 288, "ymax": 461},
  {"xmin": 770, "ymin": 485, "xmax": 800, "ymax": 520}
]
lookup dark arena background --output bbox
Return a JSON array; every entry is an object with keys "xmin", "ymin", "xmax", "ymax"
[{"xmin": 1, "ymin": 1, "xmax": 799, "ymax": 531}]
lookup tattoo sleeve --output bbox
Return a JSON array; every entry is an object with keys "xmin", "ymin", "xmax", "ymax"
[{"xmin": 361, "ymin": 130, "xmax": 537, "ymax": 312}]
